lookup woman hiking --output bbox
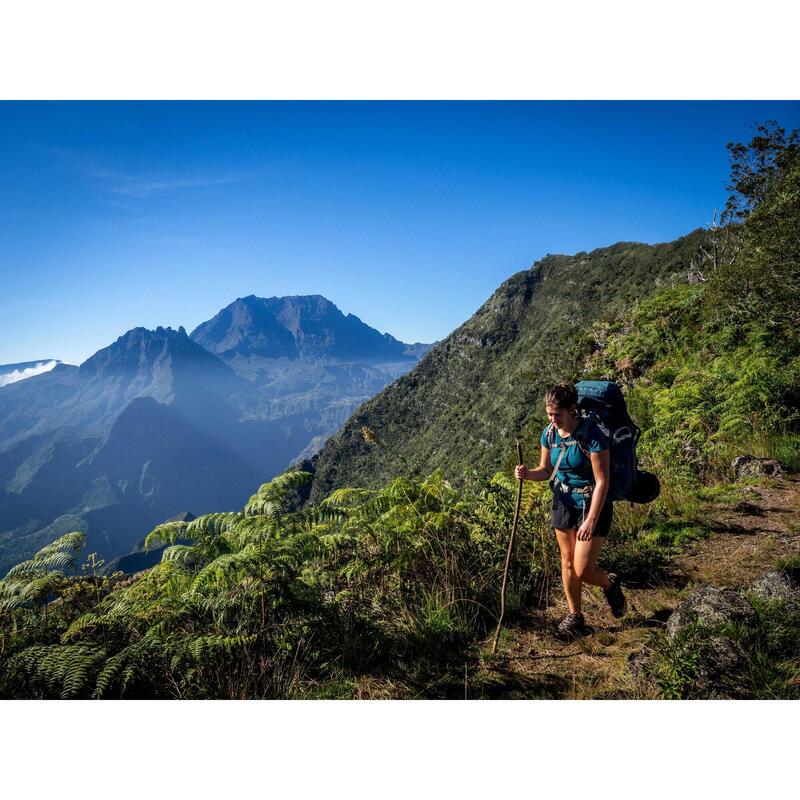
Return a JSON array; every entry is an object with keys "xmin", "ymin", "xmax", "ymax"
[{"xmin": 515, "ymin": 382, "xmax": 626, "ymax": 640}]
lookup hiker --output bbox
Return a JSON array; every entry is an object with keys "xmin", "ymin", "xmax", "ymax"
[{"xmin": 515, "ymin": 381, "xmax": 626, "ymax": 640}]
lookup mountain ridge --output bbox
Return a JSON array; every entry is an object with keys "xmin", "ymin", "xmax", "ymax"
[{"xmin": 309, "ymin": 229, "xmax": 708, "ymax": 501}]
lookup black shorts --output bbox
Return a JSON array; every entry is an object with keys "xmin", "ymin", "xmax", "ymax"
[{"xmin": 551, "ymin": 492, "xmax": 613, "ymax": 537}]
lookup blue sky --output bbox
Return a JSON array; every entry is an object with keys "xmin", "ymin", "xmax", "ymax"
[{"xmin": 1, "ymin": 100, "xmax": 798, "ymax": 365}]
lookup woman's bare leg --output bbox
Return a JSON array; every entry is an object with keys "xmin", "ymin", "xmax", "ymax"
[
  {"xmin": 555, "ymin": 528, "xmax": 582, "ymax": 614},
  {"xmin": 573, "ymin": 537, "xmax": 612, "ymax": 590}
]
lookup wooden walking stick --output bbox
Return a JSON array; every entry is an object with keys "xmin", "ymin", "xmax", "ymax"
[{"xmin": 492, "ymin": 440, "xmax": 524, "ymax": 654}]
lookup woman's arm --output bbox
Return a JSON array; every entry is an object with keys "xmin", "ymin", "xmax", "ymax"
[
  {"xmin": 576, "ymin": 449, "xmax": 610, "ymax": 541},
  {"xmin": 514, "ymin": 446, "xmax": 553, "ymax": 482}
]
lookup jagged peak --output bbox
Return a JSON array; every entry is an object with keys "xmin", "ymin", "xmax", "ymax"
[
  {"xmin": 80, "ymin": 324, "xmax": 215, "ymax": 374},
  {"xmin": 115, "ymin": 324, "xmax": 188, "ymax": 342},
  {"xmin": 229, "ymin": 293, "xmax": 335, "ymax": 307}
]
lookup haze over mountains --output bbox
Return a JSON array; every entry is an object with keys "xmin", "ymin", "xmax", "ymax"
[{"xmin": 0, "ymin": 296, "xmax": 431, "ymax": 575}]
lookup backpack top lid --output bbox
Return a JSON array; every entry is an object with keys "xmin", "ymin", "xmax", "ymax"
[
  {"xmin": 575, "ymin": 381, "xmax": 630, "ymax": 416},
  {"xmin": 575, "ymin": 380, "xmax": 625, "ymax": 409}
]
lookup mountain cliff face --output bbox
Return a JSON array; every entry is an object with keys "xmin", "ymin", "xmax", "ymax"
[
  {"xmin": 0, "ymin": 327, "xmax": 242, "ymax": 445},
  {"xmin": 191, "ymin": 295, "xmax": 414, "ymax": 362},
  {"xmin": 309, "ymin": 230, "xmax": 707, "ymax": 502},
  {"xmin": 80, "ymin": 325, "xmax": 237, "ymax": 394}
]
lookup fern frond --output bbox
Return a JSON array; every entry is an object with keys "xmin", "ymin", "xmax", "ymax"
[
  {"xmin": 304, "ymin": 506, "xmax": 349, "ymax": 525},
  {"xmin": 63, "ymin": 645, "xmax": 106, "ymax": 699},
  {"xmin": 188, "ymin": 633, "xmax": 257, "ymax": 662},
  {"xmin": 6, "ymin": 643, "xmax": 105, "ymax": 699},
  {"xmin": 0, "ymin": 572, "xmax": 65, "ymax": 610},
  {"xmin": 189, "ymin": 547, "xmax": 261, "ymax": 596},
  {"xmin": 323, "ymin": 487, "xmax": 377, "ymax": 507},
  {"xmin": 33, "ymin": 532, "xmax": 86, "ymax": 561},
  {"xmin": 61, "ymin": 613, "xmax": 104, "ymax": 644},
  {"xmin": 317, "ymin": 532, "xmax": 356, "ymax": 550},
  {"xmin": 144, "ymin": 521, "xmax": 189, "ymax": 550},
  {"xmin": 267, "ymin": 470, "xmax": 313, "ymax": 493},
  {"xmin": 161, "ymin": 544, "xmax": 203, "ymax": 568},
  {"xmin": 186, "ymin": 512, "xmax": 242, "ymax": 540},
  {"xmin": 2, "ymin": 532, "xmax": 86, "ymax": 583},
  {"xmin": 244, "ymin": 470, "xmax": 312, "ymax": 516},
  {"xmin": 93, "ymin": 652, "xmax": 125, "ymax": 699},
  {"xmin": 5, "ymin": 552, "xmax": 75, "ymax": 577}
]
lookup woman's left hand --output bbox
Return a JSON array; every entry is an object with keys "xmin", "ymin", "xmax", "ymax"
[{"xmin": 576, "ymin": 517, "xmax": 596, "ymax": 541}]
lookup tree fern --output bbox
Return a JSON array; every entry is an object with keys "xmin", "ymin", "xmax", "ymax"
[
  {"xmin": 0, "ymin": 532, "xmax": 86, "ymax": 612},
  {"xmin": 162, "ymin": 544, "xmax": 203, "ymax": 568}
]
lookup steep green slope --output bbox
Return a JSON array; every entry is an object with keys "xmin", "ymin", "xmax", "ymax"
[{"xmin": 310, "ymin": 230, "xmax": 707, "ymax": 501}]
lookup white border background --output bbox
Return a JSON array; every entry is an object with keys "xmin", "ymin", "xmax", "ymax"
[
  {"xmin": 1, "ymin": 1, "xmax": 797, "ymax": 796},
  {"xmin": 1, "ymin": 0, "xmax": 798, "ymax": 99}
]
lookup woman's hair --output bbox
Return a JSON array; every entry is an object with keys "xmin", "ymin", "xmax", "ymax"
[{"xmin": 545, "ymin": 382, "xmax": 578, "ymax": 410}]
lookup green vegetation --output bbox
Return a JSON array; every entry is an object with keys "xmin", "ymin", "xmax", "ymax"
[
  {"xmin": 732, "ymin": 594, "xmax": 800, "ymax": 699},
  {"xmin": 643, "ymin": 591, "xmax": 800, "ymax": 700},
  {"xmin": 585, "ymin": 283, "xmax": 800, "ymax": 481},
  {"xmin": 4, "ymin": 459, "xmax": 727, "ymax": 698},
  {"xmin": 0, "ymin": 470, "xmax": 560, "ymax": 698},
  {"xmin": 2, "ymin": 122, "xmax": 799, "ymax": 698},
  {"xmin": 645, "ymin": 624, "xmax": 704, "ymax": 700},
  {"xmin": 600, "ymin": 520, "xmax": 707, "ymax": 588}
]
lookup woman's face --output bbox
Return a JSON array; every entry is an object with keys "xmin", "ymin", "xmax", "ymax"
[{"xmin": 545, "ymin": 403, "xmax": 575, "ymax": 427}]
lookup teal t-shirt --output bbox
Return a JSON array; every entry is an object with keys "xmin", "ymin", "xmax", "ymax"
[{"xmin": 540, "ymin": 419, "xmax": 609, "ymax": 508}]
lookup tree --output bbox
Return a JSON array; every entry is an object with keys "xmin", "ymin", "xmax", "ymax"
[
  {"xmin": 705, "ymin": 135, "xmax": 800, "ymax": 336},
  {"xmin": 688, "ymin": 209, "xmax": 744, "ymax": 283},
  {"xmin": 724, "ymin": 120, "xmax": 800, "ymax": 223},
  {"xmin": 691, "ymin": 120, "xmax": 798, "ymax": 285}
]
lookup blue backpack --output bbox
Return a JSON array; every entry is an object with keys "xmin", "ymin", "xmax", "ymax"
[{"xmin": 546, "ymin": 380, "xmax": 659, "ymax": 503}]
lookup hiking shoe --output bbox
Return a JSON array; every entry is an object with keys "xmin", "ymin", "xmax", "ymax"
[
  {"xmin": 556, "ymin": 612, "xmax": 593, "ymax": 641},
  {"xmin": 603, "ymin": 573, "xmax": 627, "ymax": 618}
]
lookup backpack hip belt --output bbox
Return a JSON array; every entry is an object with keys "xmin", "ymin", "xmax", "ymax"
[{"xmin": 551, "ymin": 480, "xmax": 593, "ymax": 496}]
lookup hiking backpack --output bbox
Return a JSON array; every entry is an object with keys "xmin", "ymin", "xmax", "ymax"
[{"xmin": 546, "ymin": 380, "xmax": 659, "ymax": 504}]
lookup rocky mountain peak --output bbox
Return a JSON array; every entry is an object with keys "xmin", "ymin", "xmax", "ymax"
[
  {"xmin": 79, "ymin": 325, "xmax": 213, "ymax": 377},
  {"xmin": 191, "ymin": 294, "xmax": 419, "ymax": 362}
]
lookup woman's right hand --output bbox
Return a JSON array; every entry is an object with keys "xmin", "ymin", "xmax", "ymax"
[{"xmin": 514, "ymin": 464, "xmax": 528, "ymax": 481}]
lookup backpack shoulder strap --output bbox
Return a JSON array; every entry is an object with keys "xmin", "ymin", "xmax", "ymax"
[
  {"xmin": 572, "ymin": 413, "xmax": 594, "ymax": 457},
  {"xmin": 548, "ymin": 442, "xmax": 569, "ymax": 490},
  {"xmin": 545, "ymin": 423, "xmax": 556, "ymax": 448}
]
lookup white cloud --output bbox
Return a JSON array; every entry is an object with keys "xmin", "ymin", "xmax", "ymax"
[
  {"xmin": 108, "ymin": 175, "xmax": 241, "ymax": 198},
  {"xmin": 0, "ymin": 360, "xmax": 59, "ymax": 387},
  {"xmin": 47, "ymin": 148, "xmax": 246, "ymax": 200}
]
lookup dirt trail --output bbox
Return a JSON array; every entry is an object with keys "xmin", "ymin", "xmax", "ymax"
[{"xmin": 470, "ymin": 475, "xmax": 800, "ymax": 699}]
